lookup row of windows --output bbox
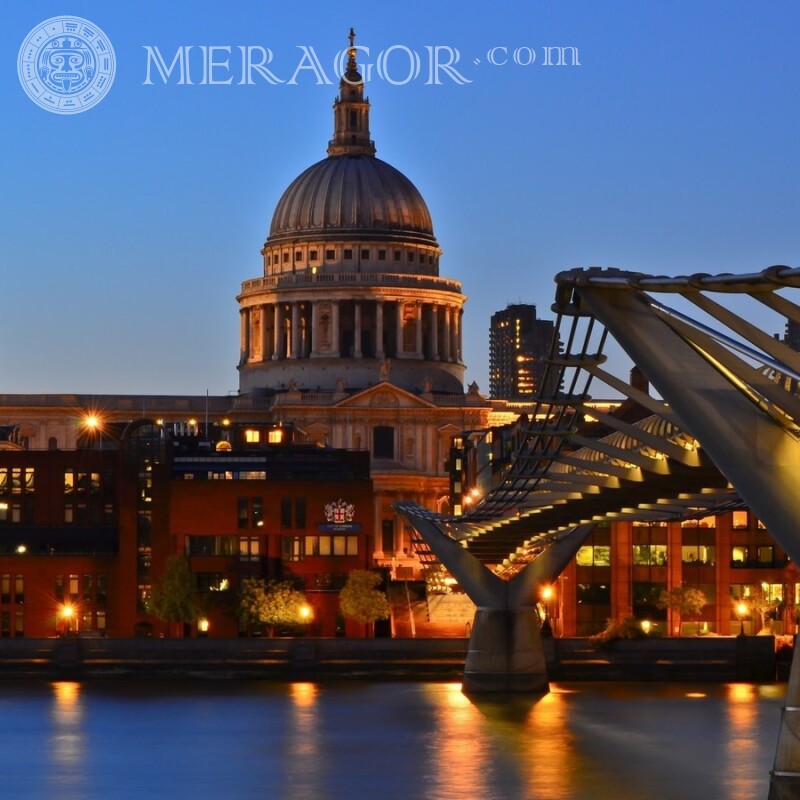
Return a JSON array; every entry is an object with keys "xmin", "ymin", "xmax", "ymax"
[
  {"xmin": 0, "ymin": 500, "xmax": 116, "ymax": 525},
  {"xmin": 0, "ymin": 503, "xmax": 33, "ymax": 524},
  {"xmin": 0, "ymin": 575, "xmax": 23, "ymax": 605},
  {"xmin": 266, "ymin": 248, "xmax": 437, "ymax": 267},
  {"xmin": 282, "ymin": 535, "xmax": 359, "ymax": 561},
  {"xmin": 577, "ymin": 543, "xmax": 777, "ymax": 568},
  {"xmin": 64, "ymin": 502, "xmax": 114, "ymax": 524},
  {"xmin": 64, "ymin": 470, "xmax": 105, "ymax": 496},
  {"xmin": 55, "ymin": 574, "xmax": 107, "ymax": 605},
  {"xmin": 0, "ymin": 611, "xmax": 24, "ymax": 637},
  {"xmin": 186, "ymin": 536, "xmax": 261, "ymax": 562},
  {"xmin": 181, "ymin": 470, "xmax": 270, "ymax": 480},
  {"xmin": 577, "ymin": 581, "xmax": 787, "ymax": 609},
  {"xmin": 236, "ymin": 497, "xmax": 307, "ymax": 529},
  {"xmin": 625, "ymin": 513, "xmax": 766, "ymax": 529},
  {"xmin": 0, "ymin": 468, "xmax": 34, "ymax": 496}
]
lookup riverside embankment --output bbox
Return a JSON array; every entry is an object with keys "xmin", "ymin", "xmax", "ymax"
[{"xmin": 0, "ymin": 635, "xmax": 781, "ymax": 682}]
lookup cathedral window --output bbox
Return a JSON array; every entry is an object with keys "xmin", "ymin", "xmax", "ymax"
[
  {"xmin": 309, "ymin": 249, "xmax": 318, "ymax": 261},
  {"xmin": 378, "ymin": 250, "xmax": 386, "ymax": 260},
  {"xmin": 373, "ymin": 426, "xmax": 395, "ymax": 459},
  {"xmin": 325, "ymin": 249, "xmax": 335, "ymax": 261},
  {"xmin": 295, "ymin": 250, "xmax": 302, "ymax": 262},
  {"xmin": 360, "ymin": 249, "xmax": 369, "ymax": 260},
  {"xmin": 393, "ymin": 251, "xmax": 401, "ymax": 261},
  {"xmin": 344, "ymin": 248, "xmax": 353, "ymax": 260}
]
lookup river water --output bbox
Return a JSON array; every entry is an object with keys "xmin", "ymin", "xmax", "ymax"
[{"xmin": 0, "ymin": 680, "xmax": 785, "ymax": 800}]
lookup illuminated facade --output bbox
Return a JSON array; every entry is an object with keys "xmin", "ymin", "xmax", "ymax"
[
  {"xmin": 234, "ymin": 33, "xmax": 490, "ymax": 570},
  {"xmin": 0, "ymin": 428, "xmax": 375, "ymax": 638},
  {"xmin": 489, "ymin": 304, "xmax": 557, "ymax": 400}
]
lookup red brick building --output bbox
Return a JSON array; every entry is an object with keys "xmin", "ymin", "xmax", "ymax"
[{"xmin": 0, "ymin": 423, "xmax": 375, "ymax": 638}]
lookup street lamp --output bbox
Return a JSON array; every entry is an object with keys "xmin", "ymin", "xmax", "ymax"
[
  {"xmin": 83, "ymin": 413, "xmax": 103, "ymax": 450},
  {"xmin": 60, "ymin": 604, "xmax": 74, "ymax": 636},
  {"xmin": 641, "ymin": 619, "xmax": 652, "ymax": 635},
  {"xmin": 299, "ymin": 604, "xmax": 313, "ymax": 636},
  {"xmin": 540, "ymin": 585, "xmax": 554, "ymax": 637},
  {"xmin": 736, "ymin": 601, "xmax": 748, "ymax": 636},
  {"xmin": 198, "ymin": 618, "xmax": 210, "ymax": 638}
]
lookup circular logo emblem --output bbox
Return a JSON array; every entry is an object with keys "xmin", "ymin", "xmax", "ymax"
[{"xmin": 18, "ymin": 16, "xmax": 116, "ymax": 114}]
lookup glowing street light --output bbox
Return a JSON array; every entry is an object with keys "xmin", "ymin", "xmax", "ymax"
[
  {"xmin": 60, "ymin": 604, "xmax": 74, "ymax": 636},
  {"xmin": 539, "ymin": 585, "xmax": 554, "ymax": 637},
  {"xmin": 198, "ymin": 618, "xmax": 210, "ymax": 637},
  {"xmin": 641, "ymin": 619, "xmax": 652, "ymax": 635},
  {"xmin": 82, "ymin": 413, "xmax": 104, "ymax": 450},
  {"xmin": 735, "ymin": 601, "xmax": 748, "ymax": 637}
]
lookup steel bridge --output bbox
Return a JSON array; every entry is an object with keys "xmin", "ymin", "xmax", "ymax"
[{"xmin": 397, "ymin": 265, "xmax": 800, "ymax": 800}]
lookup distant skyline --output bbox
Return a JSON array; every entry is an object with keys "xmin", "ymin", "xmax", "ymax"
[{"xmin": 2, "ymin": 2, "xmax": 799, "ymax": 395}]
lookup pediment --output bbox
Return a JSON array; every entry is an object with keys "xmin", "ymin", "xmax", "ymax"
[{"xmin": 335, "ymin": 382, "xmax": 437, "ymax": 410}]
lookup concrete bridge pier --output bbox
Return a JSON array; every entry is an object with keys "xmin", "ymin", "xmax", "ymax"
[
  {"xmin": 397, "ymin": 502, "xmax": 593, "ymax": 693},
  {"xmin": 463, "ymin": 606, "xmax": 547, "ymax": 693}
]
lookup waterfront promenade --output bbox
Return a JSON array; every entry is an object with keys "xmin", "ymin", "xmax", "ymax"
[{"xmin": 0, "ymin": 635, "xmax": 779, "ymax": 682}]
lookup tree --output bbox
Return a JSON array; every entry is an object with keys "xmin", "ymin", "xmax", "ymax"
[
  {"xmin": 657, "ymin": 587, "xmax": 707, "ymax": 635},
  {"xmin": 149, "ymin": 555, "xmax": 202, "ymax": 636},
  {"xmin": 339, "ymin": 570, "xmax": 390, "ymax": 633},
  {"xmin": 238, "ymin": 578, "xmax": 309, "ymax": 636}
]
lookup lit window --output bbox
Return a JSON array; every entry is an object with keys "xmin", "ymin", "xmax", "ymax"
[
  {"xmin": 268, "ymin": 430, "xmax": 283, "ymax": 444},
  {"xmin": 245, "ymin": 430, "xmax": 260, "ymax": 443}
]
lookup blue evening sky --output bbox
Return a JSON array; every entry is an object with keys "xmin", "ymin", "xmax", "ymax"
[{"xmin": 1, "ymin": 1, "xmax": 799, "ymax": 395}]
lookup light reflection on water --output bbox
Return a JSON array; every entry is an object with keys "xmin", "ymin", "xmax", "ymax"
[
  {"xmin": 49, "ymin": 681, "xmax": 86, "ymax": 799},
  {"xmin": 0, "ymin": 679, "xmax": 784, "ymax": 800}
]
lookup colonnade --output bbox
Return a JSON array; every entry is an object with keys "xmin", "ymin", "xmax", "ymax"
[{"xmin": 240, "ymin": 298, "xmax": 463, "ymax": 364}]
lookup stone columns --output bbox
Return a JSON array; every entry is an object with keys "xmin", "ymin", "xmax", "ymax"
[
  {"xmin": 261, "ymin": 305, "xmax": 271, "ymax": 360},
  {"xmin": 353, "ymin": 302, "xmax": 362, "ymax": 358},
  {"xmin": 239, "ymin": 308, "xmax": 249, "ymax": 364},
  {"xmin": 375, "ymin": 301, "xmax": 385, "ymax": 359},
  {"xmin": 272, "ymin": 303, "xmax": 283, "ymax": 360},
  {"xmin": 311, "ymin": 301, "xmax": 319, "ymax": 357},
  {"xmin": 415, "ymin": 303, "xmax": 423, "ymax": 358},
  {"xmin": 430, "ymin": 305, "xmax": 439, "ymax": 360},
  {"xmin": 396, "ymin": 302, "xmax": 404, "ymax": 358},
  {"xmin": 331, "ymin": 300, "xmax": 340, "ymax": 357},
  {"xmin": 290, "ymin": 303, "xmax": 301, "ymax": 359},
  {"xmin": 442, "ymin": 306, "xmax": 451, "ymax": 361}
]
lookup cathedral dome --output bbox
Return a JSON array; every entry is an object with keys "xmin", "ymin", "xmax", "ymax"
[{"xmin": 267, "ymin": 155, "xmax": 438, "ymax": 248}]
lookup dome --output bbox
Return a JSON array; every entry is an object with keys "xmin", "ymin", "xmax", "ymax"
[{"xmin": 267, "ymin": 155, "xmax": 438, "ymax": 248}]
